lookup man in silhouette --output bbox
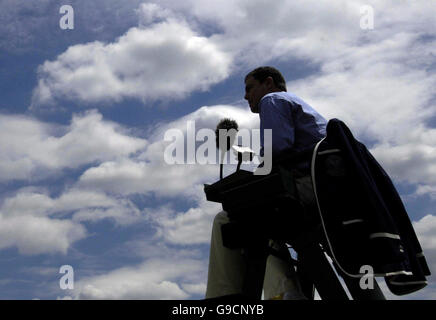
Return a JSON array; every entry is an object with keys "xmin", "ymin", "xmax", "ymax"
[{"xmin": 206, "ymin": 66, "xmax": 327, "ymax": 300}]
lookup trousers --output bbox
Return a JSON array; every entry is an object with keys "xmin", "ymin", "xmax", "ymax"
[{"xmin": 205, "ymin": 175, "xmax": 315, "ymax": 299}]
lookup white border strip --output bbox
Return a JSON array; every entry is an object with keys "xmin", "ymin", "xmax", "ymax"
[
  {"xmin": 318, "ymin": 149, "xmax": 341, "ymax": 155},
  {"xmin": 310, "ymin": 139, "xmax": 415, "ymax": 280},
  {"xmin": 384, "ymin": 270, "xmax": 413, "ymax": 277},
  {"xmin": 369, "ymin": 233, "xmax": 401, "ymax": 240},
  {"xmin": 342, "ymin": 219, "xmax": 364, "ymax": 225},
  {"xmin": 310, "ymin": 138, "xmax": 361, "ymax": 278},
  {"xmin": 388, "ymin": 280, "xmax": 427, "ymax": 286}
]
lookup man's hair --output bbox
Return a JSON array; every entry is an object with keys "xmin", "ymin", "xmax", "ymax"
[{"xmin": 245, "ymin": 66, "xmax": 287, "ymax": 92}]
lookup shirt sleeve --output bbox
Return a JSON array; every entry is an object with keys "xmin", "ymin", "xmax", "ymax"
[{"xmin": 259, "ymin": 95, "xmax": 295, "ymax": 157}]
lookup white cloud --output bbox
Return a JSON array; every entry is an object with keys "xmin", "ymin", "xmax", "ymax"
[
  {"xmin": 112, "ymin": 0, "xmax": 436, "ymax": 193},
  {"xmin": 71, "ymin": 257, "xmax": 205, "ymax": 299},
  {"xmin": 136, "ymin": 2, "xmax": 173, "ymax": 25},
  {"xmin": 52, "ymin": 110, "xmax": 147, "ymax": 167},
  {"xmin": 181, "ymin": 283, "xmax": 207, "ymax": 296},
  {"xmin": 0, "ymin": 110, "xmax": 147, "ymax": 182},
  {"xmin": 0, "ymin": 185, "xmax": 147, "ymax": 255},
  {"xmin": 78, "ymin": 104, "xmax": 258, "ymax": 197},
  {"xmin": 4, "ymin": 0, "xmax": 436, "ymax": 300},
  {"xmin": 0, "ymin": 104, "xmax": 257, "ymax": 256},
  {"xmin": 78, "ymin": 158, "xmax": 217, "ymax": 197},
  {"xmin": 288, "ymin": 32, "xmax": 435, "ymax": 135},
  {"xmin": 74, "ymin": 104, "xmax": 256, "ymax": 246},
  {"xmin": 149, "ymin": 185, "xmax": 221, "ymax": 245},
  {"xmin": 414, "ymin": 215, "xmax": 436, "ymax": 252},
  {"xmin": 162, "ymin": 0, "xmax": 368, "ymax": 67},
  {"xmin": 174, "ymin": 0, "xmax": 436, "ymax": 65},
  {"xmin": 412, "ymin": 214, "xmax": 436, "ymax": 299},
  {"xmin": 31, "ymin": 5, "xmax": 232, "ymax": 107},
  {"xmin": 416, "ymin": 185, "xmax": 436, "ymax": 200},
  {"xmin": 372, "ymin": 214, "xmax": 436, "ymax": 300},
  {"xmin": 370, "ymin": 128, "xmax": 436, "ymax": 187},
  {"xmin": 278, "ymin": 23, "xmax": 436, "ymax": 190},
  {"xmin": 0, "ymin": 213, "xmax": 86, "ymax": 255},
  {"xmin": 1, "ymin": 187, "xmax": 144, "ymax": 226}
]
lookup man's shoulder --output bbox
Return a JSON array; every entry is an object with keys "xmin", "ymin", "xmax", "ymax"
[
  {"xmin": 261, "ymin": 92, "xmax": 294, "ymax": 107},
  {"xmin": 259, "ymin": 92, "xmax": 293, "ymax": 115},
  {"xmin": 261, "ymin": 92, "xmax": 310, "ymax": 111},
  {"xmin": 263, "ymin": 91, "xmax": 291, "ymax": 100}
]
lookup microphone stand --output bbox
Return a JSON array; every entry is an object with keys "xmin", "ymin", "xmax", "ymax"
[
  {"xmin": 219, "ymin": 145, "xmax": 254, "ymax": 180},
  {"xmin": 233, "ymin": 145, "xmax": 254, "ymax": 173},
  {"xmin": 236, "ymin": 152, "xmax": 243, "ymax": 172}
]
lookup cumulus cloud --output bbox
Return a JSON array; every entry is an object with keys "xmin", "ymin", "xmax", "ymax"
[
  {"xmin": 78, "ymin": 158, "xmax": 217, "ymax": 197},
  {"xmin": 31, "ymin": 4, "xmax": 232, "ymax": 107},
  {"xmin": 158, "ymin": 0, "xmax": 373, "ymax": 68},
  {"xmin": 416, "ymin": 185, "xmax": 436, "ymax": 200},
  {"xmin": 0, "ymin": 212, "xmax": 86, "ymax": 255},
  {"xmin": 241, "ymin": 2, "xmax": 435, "ymax": 193},
  {"xmin": 149, "ymin": 185, "xmax": 221, "ymax": 245},
  {"xmin": 370, "ymin": 128, "xmax": 436, "ymax": 187},
  {"xmin": 1, "ymin": 187, "xmax": 144, "ymax": 226},
  {"xmin": 0, "ymin": 185, "xmax": 148, "ymax": 255},
  {"xmin": 0, "ymin": 104, "xmax": 257, "ymax": 255},
  {"xmin": 71, "ymin": 257, "xmax": 206, "ymax": 299},
  {"xmin": 414, "ymin": 215, "xmax": 436, "ymax": 253},
  {"xmin": 73, "ymin": 104, "xmax": 257, "ymax": 246},
  {"xmin": 0, "ymin": 110, "xmax": 147, "ymax": 182},
  {"xmin": 32, "ymin": 0, "xmax": 435, "ymax": 193},
  {"xmin": 371, "ymin": 214, "xmax": 436, "ymax": 300},
  {"xmin": 78, "ymin": 104, "xmax": 258, "ymax": 197},
  {"xmin": 287, "ymin": 31, "xmax": 436, "ymax": 189},
  {"xmin": 5, "ymin": 0, "xmax": 436, "ymax": 300},
  {"xmin": 412, "ymin": 215, "xmax": 436, "ymax": 295},
  {"xmin": 172, "ymin": 0, "xmax": 436, "ymax": 66}
]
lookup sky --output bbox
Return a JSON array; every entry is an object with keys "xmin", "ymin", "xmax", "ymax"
[{"xmin": 0, "ymin": 0, "xmax": 435, "ymax": 300}]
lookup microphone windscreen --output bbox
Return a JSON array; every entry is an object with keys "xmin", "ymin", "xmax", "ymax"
[{"xmin": 215, "ymin": 118, "xmax": 239, "ymax": 150}]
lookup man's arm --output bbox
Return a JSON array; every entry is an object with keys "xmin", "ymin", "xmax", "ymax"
[{"xmin": 259, "ymin": 95, "xmax": 295, "ymax": 157}]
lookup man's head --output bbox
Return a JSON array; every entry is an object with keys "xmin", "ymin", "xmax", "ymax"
[{"xmin": 244, "ymin": 66, "xmax": 287, "ymax": 113}]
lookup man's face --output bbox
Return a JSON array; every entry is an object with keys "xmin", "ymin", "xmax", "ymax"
[{"xmin": 244, "ymin": 76, "xmax": 269, "ymax": 114}]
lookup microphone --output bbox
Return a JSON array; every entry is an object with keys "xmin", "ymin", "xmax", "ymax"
[{"xmin": 215, "ymin": 118, "xmax": 238, "ymax": 179}]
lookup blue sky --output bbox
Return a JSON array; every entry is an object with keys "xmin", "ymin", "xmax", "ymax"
[{"xmin": 0, "ymin": 0, "xmax": 435, "ymax": 299}]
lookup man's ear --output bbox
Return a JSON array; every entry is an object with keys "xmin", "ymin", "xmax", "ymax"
[{"xmin": 265, "ymin": 76, "xmax": 275, "ymax": 89}]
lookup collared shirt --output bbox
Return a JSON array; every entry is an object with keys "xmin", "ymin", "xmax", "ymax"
[{"xmin": 259, "ymin": 91, "xmax": 327, "ymax": 158}]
